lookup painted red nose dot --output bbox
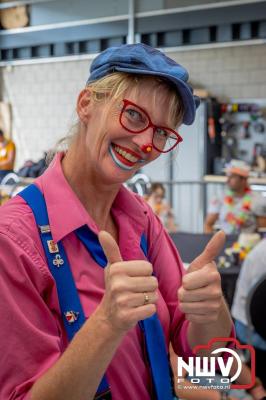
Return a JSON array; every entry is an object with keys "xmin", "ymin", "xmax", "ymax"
[{"xmin": 141, "ymin": 144, "xmax": 152, "ymax": 153}]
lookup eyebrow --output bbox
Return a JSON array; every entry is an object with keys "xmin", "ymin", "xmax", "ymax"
[{"xmin": 134, "ymin": 100, "xmax": 173, "ymax": 128}]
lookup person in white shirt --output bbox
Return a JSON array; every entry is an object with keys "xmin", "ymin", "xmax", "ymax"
[{"xmin": 204, "ymin": 160, "xmax": 266, "ymax": 235}]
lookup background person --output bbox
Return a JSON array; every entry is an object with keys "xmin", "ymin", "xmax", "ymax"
[
  {"xmin": 0, "ymin": 43, "xmax": 233, "ymax": 400},
  {"xmin": 146, "ymin": 182, "xmax": 178, "ymax": 233},
  {"xmin": 204, "ymin": 159, "xmax": 265, "ymax": 235},
  {"xmin": 0, "ymin": 128, "xmax": 16, "ymax": 182}
]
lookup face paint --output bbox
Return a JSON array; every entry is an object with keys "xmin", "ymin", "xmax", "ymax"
[
  {"xmin": 141, "ymin": 144, "xmax": 153, "ymax": 154},
  {"xmin": 109, "ymin": 142, "xmax": 147, "ymax": 171},
  {"xmin": 109, "ymin": 145, "xmax": 136, "ymax": 171}
]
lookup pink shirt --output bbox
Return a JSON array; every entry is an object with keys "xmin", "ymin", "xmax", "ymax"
[{"xmin": 0, "ymin": 153, "xmax": 191, "ymax": 399}]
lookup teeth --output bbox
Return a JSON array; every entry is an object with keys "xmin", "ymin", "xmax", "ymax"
[
  {"xmin": 114, "ymin": 146, "xmax": 138, "ymax": 163},
  {"xmin": 128, "ymin": 154, "xmax": 136, "ymax": 162}
]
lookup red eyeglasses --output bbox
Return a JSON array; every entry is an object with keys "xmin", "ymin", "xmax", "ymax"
[{"xmin": 119, "ymin": 99, "xmax": 183, "ymax": 153}]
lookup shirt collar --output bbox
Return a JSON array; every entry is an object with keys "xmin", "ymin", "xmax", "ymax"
[{"xmin": 36, "ymin": 153, "xmax": 147, "ymax": 243}]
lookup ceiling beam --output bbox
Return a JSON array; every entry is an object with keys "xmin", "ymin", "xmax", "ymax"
[{"xmin": 0, "ymin": 0, "xmax": 56, "ymax": 10}]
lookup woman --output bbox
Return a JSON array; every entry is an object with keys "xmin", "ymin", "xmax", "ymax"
[{"xmin": 0, "ymin": 43, "xmax": 233, "ymax": 400}]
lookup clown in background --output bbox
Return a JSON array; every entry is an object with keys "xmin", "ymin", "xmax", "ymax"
[{"xmin": 204, "ymin": 159, "xmax": 266, "ymax": 235}]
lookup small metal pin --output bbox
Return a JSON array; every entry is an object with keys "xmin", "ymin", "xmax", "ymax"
[
  {"xmin": 64, "ymin": 311, "xmax": 79, "ymax": 324},
  {"xmin": 47, "ymin": 240, "xmax": 59, "ymax": 253},
  {"xmin": 39, "ymin": 225, "xmax": 51, "ymax": 233},
  {"xmin": 52, "ymin": 254, "xmax": 64, "ymax": 267}
]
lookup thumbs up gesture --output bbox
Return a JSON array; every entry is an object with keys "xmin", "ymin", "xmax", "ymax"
[
  {"xmin": 178, "ymin": 231, "xmax": 225, "ymax": 324},
  {"xmin": 98, "ymin": 231, "xmax": 158, "ymax": 333}
]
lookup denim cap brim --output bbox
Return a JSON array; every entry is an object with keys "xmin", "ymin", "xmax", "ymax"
[{"xmin": 86, "ymin": 43, "xmax": 200, "ymax": 125}]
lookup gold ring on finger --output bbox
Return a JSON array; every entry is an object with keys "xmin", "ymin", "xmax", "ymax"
[{"xmin": 143, "ymin": 292, "xmax": 149, "ymax": 305}]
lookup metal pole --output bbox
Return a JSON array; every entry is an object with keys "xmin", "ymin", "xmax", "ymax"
[
  {"xmin": 169, "ymin": 153, "xmax": 174, "ymax": 208},
  {"xmin": 127, "ymin": 0, "xmax": 135, "ymax": 44}
]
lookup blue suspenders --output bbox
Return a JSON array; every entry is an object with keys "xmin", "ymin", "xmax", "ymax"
[{"xmin": 19, "ymin": 184, "xmax": 175, "ymax": 400}]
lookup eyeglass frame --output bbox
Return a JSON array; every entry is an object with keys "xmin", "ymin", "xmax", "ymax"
[{"xmin": 119, "ymin": 99, "xmax": 183, "ymax": 153}]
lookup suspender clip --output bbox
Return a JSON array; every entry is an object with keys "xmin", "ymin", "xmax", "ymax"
[{"xmin": 39, "ymin": 224, "xmax": 51, "ymax": 233}]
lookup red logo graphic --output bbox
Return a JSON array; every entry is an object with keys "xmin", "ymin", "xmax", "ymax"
[{"xmin": 193, "ymin": 337, "xmax": 255, "ymax": 389}]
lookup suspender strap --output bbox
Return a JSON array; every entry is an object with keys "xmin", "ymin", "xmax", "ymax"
[
  {"xmin": 19, "ymin": 184, "xmax": 85, "ymax": 338},
  {"xmin": 76, "ymin": 225, "xmax": 107, "ymax": 267},
  {"xmin": 19, "ymin": 184, "xmax": 110, "ymax": 397},
  {"xmin": 140, "ymin": 235, "xmax": 174, "ymax": 400}
]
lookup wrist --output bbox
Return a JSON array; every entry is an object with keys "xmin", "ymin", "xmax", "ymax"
[
  {"xmin": 91, "ymin": 307, "xmax": 127, "ymax": 339},
  {"xmin": 247, "ymin": 377, "xmax": 266, "ymax": 399},
  {"xmin": 246, "ymin": 376, "xmax": 262, "ymax": 391},
  {"xmin": 220, "ymin": 391, "xmax": 230, "ymax": 400}
]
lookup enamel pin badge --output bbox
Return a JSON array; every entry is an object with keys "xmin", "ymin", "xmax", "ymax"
[
  {"xmin": 47, "ymin": 240, "xmax": 59, "ymax": 253},
  {"xmin": 65, "ymin": 311, "xmax": 79, "ymax": 324},
  {"xmin": 52, "ymin": 254, "xmax": 64, "ymax": 267}
]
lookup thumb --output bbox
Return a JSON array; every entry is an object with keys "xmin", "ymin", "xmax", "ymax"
[
  {"xmin": 98, "ymin": 230, "xmax": 123, "ymax": 264},
  {"xmin": 187, "ymin": 230, "xmax": 226, "ymax": 273}
]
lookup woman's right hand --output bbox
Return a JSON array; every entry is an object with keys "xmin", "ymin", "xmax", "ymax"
[{"xmin": 97, "ymin": 231, "xmax": 158, "ymax": 334}]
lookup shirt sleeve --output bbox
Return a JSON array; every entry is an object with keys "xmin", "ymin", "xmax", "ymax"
[
  {"xmin": 144, "ymin": 206, "xmax": 193, "ymax": 359},
  {"xmin": 208, "ymin": 197, "xmax": 222, "ymax": 214},
  {"xmin": 0, "ymin": 231, "xmax": 64, "ymax": 400}
]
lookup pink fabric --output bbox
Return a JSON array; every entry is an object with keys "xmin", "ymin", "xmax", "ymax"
[{"xmin": 0, "ymin": 153, "xmax": 210, "ymax": 399}]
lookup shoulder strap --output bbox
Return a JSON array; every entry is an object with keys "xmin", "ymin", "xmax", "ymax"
[
  {"xmin": 76, "ymin": 225, "xmax": 107, "ymax": 267},
  {"xmin": 140, "ymin": 233, "xmax": 148, "ymax": 256},
  {"xmin": 139, "ymin": 232, "xmax": 174, "ymax": 400},
  {"xmin": 19, "ymin": 184, "xmax": 86, "ymax": 338}
]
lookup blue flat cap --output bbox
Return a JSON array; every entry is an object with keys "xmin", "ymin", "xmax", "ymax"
[{"xmin": 87, "ymin": 43, "xmax": 200, "ymax": 125}]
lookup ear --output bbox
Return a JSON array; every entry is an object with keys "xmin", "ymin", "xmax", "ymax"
[{"xmin": 76, "ymin": 88, "xmax": 92, "ymax": 123}]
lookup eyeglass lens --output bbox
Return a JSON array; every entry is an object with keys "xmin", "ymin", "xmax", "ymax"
[{"xmin": 120, "ymin": 101, "xmax": 181, "ymax": 153}]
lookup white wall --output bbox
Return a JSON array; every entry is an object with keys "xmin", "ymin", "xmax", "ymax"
[{"xmin": 1, "ymin": 61, "xmax": 88, "ymax": 168}]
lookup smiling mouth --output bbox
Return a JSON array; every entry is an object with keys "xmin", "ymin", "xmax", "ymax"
[{"xmin": 109, "ymin": 143, "xmax": 144, "ymax": 170}]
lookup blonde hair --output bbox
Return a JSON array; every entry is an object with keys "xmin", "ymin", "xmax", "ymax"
[
  {"xmin": 87, "ymin": 72, "xmax": 184, "ymax": 126},
  {"xmin": 48, "ymin": 72, "xmax": 184, "ymax": 161}
]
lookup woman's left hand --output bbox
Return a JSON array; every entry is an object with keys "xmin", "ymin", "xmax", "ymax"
[{"xmin": 177, "ymin": 231, "xmax": 225, "ymax": 324}]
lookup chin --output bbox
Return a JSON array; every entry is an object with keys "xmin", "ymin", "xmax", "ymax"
[{"xmin": 100, "ymin": 165, "xmax": 136, "ymax": 186}]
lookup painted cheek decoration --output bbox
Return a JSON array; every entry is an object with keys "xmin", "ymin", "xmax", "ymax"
[{"xmin": 109, "ymin": 145, "xmax": 136, "ymax": 171}]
